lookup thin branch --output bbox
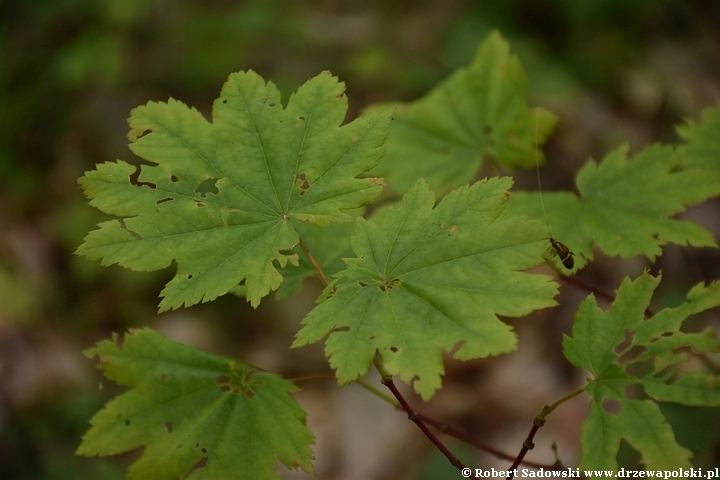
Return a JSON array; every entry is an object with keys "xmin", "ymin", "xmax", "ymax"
[
  {"xmin": 353, "ymin": 374, "xmax": 557, "ymax": 469},
  {"xmin": 373, "ymin": 358, "xmax": 467, "ymax": 471},
  {"xmin": 508, "ymin": 387, "xmax": 585, "ymax": 478},
  {"xmin": 298, "ymin": 237, "xmax": 330, "ymax": 287},
  {"xmin": 417, "ymin": 414, "xmax": 551, "ymax": 469}
]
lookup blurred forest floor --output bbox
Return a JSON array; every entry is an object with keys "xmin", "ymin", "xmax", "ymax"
[{"xmin": 1, "ymin": 1, "xmax": 720, "ymax": 479}]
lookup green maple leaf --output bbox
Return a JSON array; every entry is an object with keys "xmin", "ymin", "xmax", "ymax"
[
  {"xmin": 563, "ymin": 273, "xmax": 720, "ymax": 470},
  {"xmin": 76, "ymin": 70, "xmax": 391, "ymax": 311},
  {"xmin": 368, "ymin": 30, "xmax": 557, "ymax": 195},
  {"xmin": 77, "ymin": 328, "xmax": 314, "ymax": 480},
  {"xmin": 677, "ymin": 103, "xmax": 720, "ymax": 169},
  {"xmin": 503, "ymin": 143, "xmax": 720, "ymax": 271},
  {"xmin": 294, "ymin": 178, "xmax": 558, "ymax": 400}
]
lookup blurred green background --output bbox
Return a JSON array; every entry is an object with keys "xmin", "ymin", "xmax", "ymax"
[{"xmin": 2, "ymin": 1, "xmax": 720, "ymax": 479}]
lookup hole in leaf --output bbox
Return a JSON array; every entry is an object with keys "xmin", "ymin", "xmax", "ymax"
[
  {"xmin": 389, "ymin": 347, "xmax": 398, "ymax": 353},
  {"xmin": 195, "ymin": 177, "xmax": 220, "ymax": 197},
  {"xmin": 187, "ymin": 274, "xmax": 193, "ymax": 280},
  {"xmin": 334, "ymin": 326, "xmax": 350, "ymax": 333},
  {"xmin": 134, "ymin": 128, "xmax": 151, "ymax": 139},
  {"xmin": 268, "ymin": 102, "xmax": 276, "ymax": 107},
  {"xmin": 129, "ymin": 165, "xmax": 157, "ymax": 188},
  {"xmin": 358, "ymin": 281, "xmax": 368, "ymax": 287},
  {"xmin": 170, "ymin": 175, "xmax": 178, "ymax": 183},
  {"xmin": 298, "ymin": 115, "xmax": 306, "ymax": 120},
  {"xmin": 194, "ymin": 200, "xmax": 206, "ymax": 208},
  {"xmin": 165, "ymin": 422, "xmax": 173, "ymax": 433},
  {"xmin": 216, "ymin": 375, "xmax": 232, "ymax": 392},
  {"xmin": 156, "ymin": 197, "xmax": 173, "ymax": 205},
  {"xmin": 201, "ymin": 447, "xmax": 207, "ymax": 454},
  {"xmin": 617, "ymin": 345, "xmax": 646, "ymax": 365},
  {"xmin": 614, "ymin": 330, "xmax": 633, "ymax": 354},
  {"xmin": 221, "ymin": 99, "xmax": 227, "ymax": 104},
  {"xmin": 601, "ymin": 399, "xmax": 620, "ymax": 414},
  {"xmin": 294, "ymin": 172, "xmax": 310, "ymax": 196},
  {"xmin": 125, "ymin": 420, "xmax": 131, "ymax": 426}
]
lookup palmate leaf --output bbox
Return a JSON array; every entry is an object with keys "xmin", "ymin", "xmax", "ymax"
[
  {"xmin": 503, "ymin": 143, "xmax": 720, "ymax": 271},
  {"xmin": 294, "ymin": 178, "xmax": 558, "ymax": 400},
  {"xmin": 563, "ymin": 273, "xmax": 720, "ymax": 470},
  {"xmin": 368, "ymin": 30, "xmax": 558, "ymax": 195},
  {"xmin": 76, "ymin": 70, "xmax": 391, "ymax": 311},
  {"xmin": 77, "ymin": 328, "xmax": 314, "ymax": 480},
  {"xmin": 677, "ymin": 103, "xmax": 720, "ymax": 169}
]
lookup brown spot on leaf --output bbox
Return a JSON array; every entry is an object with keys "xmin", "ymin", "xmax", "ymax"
[
  {"xmin": 187, "ymin": 457, "xmax": 208, "ymax": 477},
  {"xmin": 294, "ymin": 172, "xmax": 310, "ymax": 196}
]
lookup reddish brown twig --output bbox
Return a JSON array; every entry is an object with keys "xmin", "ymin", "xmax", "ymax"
[{"xmin": 508, "ymin": 388, "xmax": 584, "ymax": 479}]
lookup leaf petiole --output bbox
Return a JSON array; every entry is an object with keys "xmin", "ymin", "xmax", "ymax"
[{"xmin": 298, "ymin": 237, "xmax": 330, "ymax": 288}]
